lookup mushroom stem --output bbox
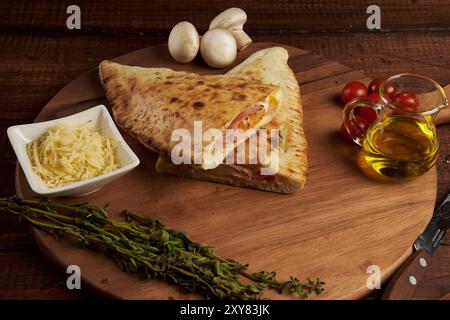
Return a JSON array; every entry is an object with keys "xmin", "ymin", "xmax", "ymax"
[
  {"xmin": 229, "ymin": 29, "xmax": 252, "ymax": 51},
  {"xmin": 209, "ymin": 8, "xmax": 252, "ymax": 51}
]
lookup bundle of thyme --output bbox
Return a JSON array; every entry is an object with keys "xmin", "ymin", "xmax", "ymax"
[{"xmin": 0, "ymin": 197, "xmax": 324, "ymax": 299}]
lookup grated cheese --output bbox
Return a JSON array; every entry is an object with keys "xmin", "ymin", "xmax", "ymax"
[{"xmin": 27, "ymin": 121, "xmax": 119, "ymax": 188}]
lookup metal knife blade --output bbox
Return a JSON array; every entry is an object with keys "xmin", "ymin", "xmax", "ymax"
[{"xmin": 414, "ymin": 193, "xmax": 450, "ymax": 255}]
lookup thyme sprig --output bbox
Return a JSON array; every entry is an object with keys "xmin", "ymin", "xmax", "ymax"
[{"xmin": 0, "ymin": 197, "xmax": 324, "ymax": 299}]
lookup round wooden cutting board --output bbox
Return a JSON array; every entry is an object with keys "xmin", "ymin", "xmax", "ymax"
[{"xmin": 16, "ymin": 43, "xmax": 437, "ymax": 299}]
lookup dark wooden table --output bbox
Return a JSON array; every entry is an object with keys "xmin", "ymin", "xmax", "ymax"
[{"xmin": 0, "ymin": 0, "xmax": 449, "ymax": 299}]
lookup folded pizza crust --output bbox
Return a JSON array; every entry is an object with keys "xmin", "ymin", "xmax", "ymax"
[
  {"xmin": 156, "ymin": 47, "xmax": 308, "ymax": 193},
  {"xmin": 99, "ymin": 60, "xmax": 283, "ymax": 170}
]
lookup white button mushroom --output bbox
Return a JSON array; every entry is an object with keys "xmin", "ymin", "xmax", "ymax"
[
  {"xmin": 168, "ymin": 21, "xmax": 200, "ymax": 63},
  {"xmin": 209, "ymin": 8, "xmax": 252, "ymax": 51},
  {"xmin": 200, "ymin": 28, "xmax": 237, "ymax": 69}
]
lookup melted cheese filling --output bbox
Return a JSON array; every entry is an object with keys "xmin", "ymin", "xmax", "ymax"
[{"xmin": 202, "ymin": 89, "xmax": 283, "ymax": 170}]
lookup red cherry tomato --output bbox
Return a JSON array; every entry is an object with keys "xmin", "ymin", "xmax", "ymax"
[
  {"xmin": 368, "ymin": 77, "xmax": 384, "ymax": 94},
  {"xmin": 340, "ymin": 116, "xmax": 370, "ymax": 144},
  {"xmin": 393, "ymin": 92, "xmax": 419, "ymax": 112},
  {"xmin": 354, "ymin": 115, "xmax": 370, "ymax": 132},
  {"xmin": 366, "ymin": 92, "xmax": 381, "ymax": 103},
  {"xmin": 355, "ymin": 92, "xmax": 381, "ymax": 123},
  {"xmin": 341, "ymin": 81, "xmax": 368, "ymax": 105},
  {"xmin": 340, "ymin": 123, "xmax": 353, "ymax": 143},
  {"xmin": 369, "ymin": 77, "xmax": 398, "ymax": 100},
  {"xmin": 355, "ymin": 107, "xmax": 378, "ymax": 123},
  {"xmin": 383, "ymin": 81, "xmax": 399, "ymax": 100}
]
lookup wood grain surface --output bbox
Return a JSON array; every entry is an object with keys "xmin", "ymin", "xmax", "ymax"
[
  {"xmin": 12, "ymin": 43, "xmax": 440, "ymax": 299},
  {"xmin": 1, "ymin": 0, "xmax": 449, "ymax": 300}
]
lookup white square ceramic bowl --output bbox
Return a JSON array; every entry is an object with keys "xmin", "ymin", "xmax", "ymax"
[{"xmin": 7, "ymin": 105, "xmax": 140, "ymax": 197}]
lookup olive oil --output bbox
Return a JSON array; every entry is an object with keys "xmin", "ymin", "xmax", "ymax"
[{"xmin": 362, "ymin": 116, "xmax": 439, "ymax": 179}]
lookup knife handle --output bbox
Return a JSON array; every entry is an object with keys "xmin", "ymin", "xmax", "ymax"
[{"xmin": 382, "ymin": 249, "xmax": 432, "ymax": 300}]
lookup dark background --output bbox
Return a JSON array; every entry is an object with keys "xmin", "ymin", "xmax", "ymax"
[{"xmin": 0, "ymin": 0, "xmax": 449, "ymax": 299}]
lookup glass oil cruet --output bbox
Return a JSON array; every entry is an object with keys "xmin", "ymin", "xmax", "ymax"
[{"xmin": 343, "ymin": 73, "xmax": 448, "ymax": 179}]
